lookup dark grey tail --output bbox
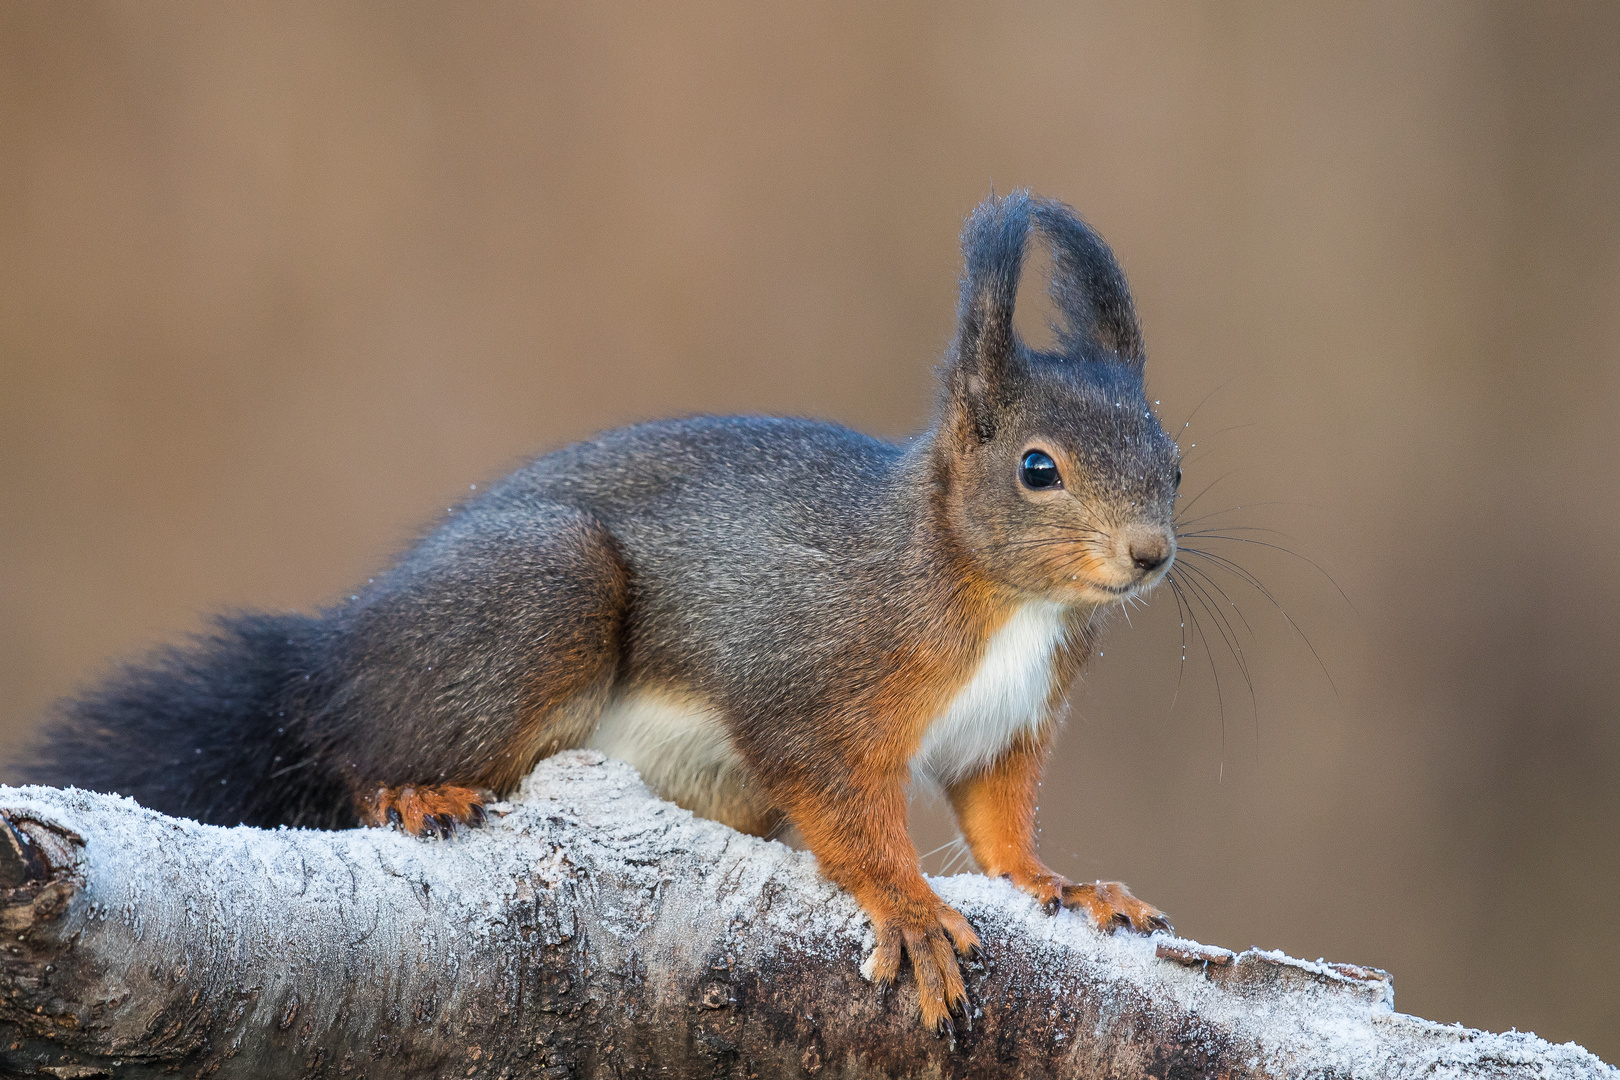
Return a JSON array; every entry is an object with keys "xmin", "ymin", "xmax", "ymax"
[{"xmin": 13, "ymin": 612, "xmax": 355, "ymax": 829}]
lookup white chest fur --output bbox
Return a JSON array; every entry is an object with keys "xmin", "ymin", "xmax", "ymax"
[{"xmin": 913, "ymin": 601, "xmax": 1072, "ymax": 786}]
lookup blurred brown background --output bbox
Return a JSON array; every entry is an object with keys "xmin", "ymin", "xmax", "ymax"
[{"xmin": 3, "ymin": 0, "xmax": 1617, "ymax": 1057}]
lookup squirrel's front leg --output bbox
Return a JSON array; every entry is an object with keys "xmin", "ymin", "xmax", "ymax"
[
  {"xmin": 785, "ymin": 770, "xmax": 979, "ymax": 1034},
  {"xmin": 946, "ymin": 734, "xmax": 1171, "ymax": 933}
]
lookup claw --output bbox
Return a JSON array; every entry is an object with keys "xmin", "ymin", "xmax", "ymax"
[
  {"xmin": 365, "ymin": 785, "xmax": 486, "ymax": 837},
  {"xmin": 468, "ymin": 803, "xmax": 487, "ymax": 827},
  {"xmin": 870, "ymin": 901, "xmax": 979, "ymax": 1036}
]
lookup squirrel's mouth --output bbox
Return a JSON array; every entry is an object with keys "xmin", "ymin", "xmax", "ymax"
[
  {"xmin": 1061, "ymin": 576, "xmax": 1138, "ymax": 606},
  {"xmin": 1066, "ymin": 561, "xmax": 1174, "ymax": 605},
  {"xmin": 1036, "ymin": 532, "xmax": 1175, "ymax": 606}
]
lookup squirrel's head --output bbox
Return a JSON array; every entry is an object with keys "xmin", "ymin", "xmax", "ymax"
[{"xmin": 936, "ymin": 191, "xmax": 1179, "ymax": 608}]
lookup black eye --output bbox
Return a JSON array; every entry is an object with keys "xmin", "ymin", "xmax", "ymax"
[
  {"xmin": 1174, "ymin": 467, "xmax": 1182, "ymax": 490},
  {"xmin": 1020, "ymin": 450, "xmax": 1062, "ymax": 490}
]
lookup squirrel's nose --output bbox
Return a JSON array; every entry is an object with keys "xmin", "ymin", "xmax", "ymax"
[{"xmin": 1129, "ymin": 537, "xmax": 1172, "ymax": 574}]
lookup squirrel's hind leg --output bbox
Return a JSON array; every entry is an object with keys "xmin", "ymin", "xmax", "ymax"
[{"xmin": 325, "ymin": 504, "xmax": 628, "ymax": 834}]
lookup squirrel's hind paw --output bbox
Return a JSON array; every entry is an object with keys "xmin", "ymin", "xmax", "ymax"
[
  {"xmin": 362, "ymin": 784, "xmax": 488, "ymax": 838},
  {"xmin": 1061, "ymin": 880, "xmax": 1171, "ymax": 934}
]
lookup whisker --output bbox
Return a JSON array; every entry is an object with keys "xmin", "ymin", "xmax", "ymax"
[
  {"xmin": 1176, "ymin": 570, "xmax": 1253, "ymax": 777},
  {"xmin": 1175, "ymin": 380, "xmax": 1231, "ymax": 447},
  {"xmin": 1172, "ymin": 501, "xmax": 1304, "ymax": 530},
  {"xmin": 1166, "ymin": 575, "xmax": 1193, "ymax": 717},
  {"xmin": 1175, "ymin": 565, "xmax": 1256, "ymax": 702},
  {"xmin": 1174, "ymin": 471, "xmax": 1236, "ymax": 520},
  {"xmin": 1189, "ymin": 421, "xmax": 1258, "ymax": 443},
  {"xmin": 1180, "ymin": 447, "xmax": 1242, "ymax": 475},
  {"xmin": 1174, "ymin": 533, "xmax": 1354, "ymax": 611},
  {"xmin": 1177, "ymin": 526, "xmax": 1305, "ymax": 546},
  {"xmin": 942, "ymin": 837, "xmax": 974, "ymax": 875},
  {"xmin": 1174, "ymin": 557, "xmax": 1257, "ymax": 641},
  {"xmin": 1171, "ymin": 570, "xmax": 1227, "ymax": 771},
  {"xmin": 1177, "ymin": 547, "xmax": 1286, "ymax": 606},
  {"xmin": 1176, "ymin": 547, "xmax": 1340, "ymax": 695},
  {"xmin": 1175, "ymin": 560, "xmax": 1263, "ymax": 759}
]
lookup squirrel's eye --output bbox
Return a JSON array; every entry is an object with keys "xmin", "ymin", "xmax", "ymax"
[
  {"xmin": 1020, "ymin": 450, "xmax": 1062, "ymax": 490},
  {"xmin": 1174, "ymin": 467, "xmax": 1182, "ymax": 490}
]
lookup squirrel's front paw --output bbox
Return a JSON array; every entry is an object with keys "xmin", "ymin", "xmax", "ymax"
[
  {"xmin": 1060, "ymin": 880, "xmax": 1171, "ymax": 934},
  {"xmin": 1004, "ymin": 870, "xmax": 1170, "ymax": 933},
  {"xmin": 362, "ymin": 784, "xmax": 488, "ymax": 838},
  {"xmin": 862, "ymin": 902, "xmax": 980, "ymax": 1036}
]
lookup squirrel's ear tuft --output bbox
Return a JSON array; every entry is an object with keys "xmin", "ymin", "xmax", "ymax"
[
  {"xmin": 946, "ymin": 193, "xmax": 1145, "ymax": 441},
  {"xmin": 949, "ymin": 190, "xmax": 1033, "ymax": 442},
  {"xmin": 1029, "ymin": 198, "xmax": 1144, "ymax": 366}
]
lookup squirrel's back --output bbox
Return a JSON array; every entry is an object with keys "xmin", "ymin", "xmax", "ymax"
[{"xmin": 488, "ymin": 414, "xmax": 909, "ymax": 547}]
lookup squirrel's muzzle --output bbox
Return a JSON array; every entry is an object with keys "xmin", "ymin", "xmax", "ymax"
[
  {"xmin": 1129, "ymin": 533, "xmax": 1173, "ymax": 575},
  {"xmin": 1113, "ymin": 523, "xmax": 1176, "ymax": 588}
]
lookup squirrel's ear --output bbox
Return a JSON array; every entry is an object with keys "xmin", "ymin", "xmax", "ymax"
[
  {"xmin": 948, "ymin": 190, "xmax": 1032, "ymax": 442},
  {"xmin": 1029, "ymin": 198, "xmax": 1144, "ymax": 366}
]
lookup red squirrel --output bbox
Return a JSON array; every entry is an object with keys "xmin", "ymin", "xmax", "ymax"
[{"xmin": 20, "ymin": 191, "xmax": 1179, "ymax": 1033}]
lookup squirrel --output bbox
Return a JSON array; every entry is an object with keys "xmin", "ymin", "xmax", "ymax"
[{"xmin": 17, "ymin": 190, "xmax": 1180, "ymax": 1034}]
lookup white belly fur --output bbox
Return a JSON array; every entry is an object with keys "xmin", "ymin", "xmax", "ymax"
[
  {"xmin": 587, "ymin": 688, "xmax": 768, "ymax": 829},
  {"xmin": 913, "ymin": 601, "xmax": 1071, "ymax": 786}
]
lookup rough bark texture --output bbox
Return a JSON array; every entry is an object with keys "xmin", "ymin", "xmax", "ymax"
[{"xmin": 0, "ymin": 751, "xmax": 1613, "ymax": 1080}]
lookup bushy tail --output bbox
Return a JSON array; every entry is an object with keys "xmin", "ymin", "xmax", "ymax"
[{"xmin": 13, "ymin": 612, "xmax": 355, "ymax": 829}]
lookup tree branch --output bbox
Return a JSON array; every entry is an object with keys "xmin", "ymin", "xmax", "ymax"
[{"xmin": 0, "ymin": 752, "xmax": 1613, "ymax": 1079}]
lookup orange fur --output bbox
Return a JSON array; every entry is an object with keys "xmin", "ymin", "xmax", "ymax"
[
  {"xmin": 763, "ymin": 556, "xmax": 1010, "ymax": 1033},
  {"xmin": 782, "ymin": 773, "xmax": 979, "ymax": 1034},
  {"xmin": 947, "ymin": 736, "xmax": 1170, "ymax": 932},
  {"xmin": 946, "ymin": 732, "xmax": 1050, "ymax": 885},
  {"xmin": 362, "ymin": 784, "xmax": 486, "ymax": 837}
]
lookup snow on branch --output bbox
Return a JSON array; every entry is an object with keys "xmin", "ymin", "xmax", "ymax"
[{"xmin": 0, "ymin": 751, "xmax": 1614, "ymax": 1079}]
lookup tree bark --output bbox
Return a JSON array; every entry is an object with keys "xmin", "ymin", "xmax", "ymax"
[{"xmin": 0, "ymin": 751, "xmax": 1613, "ymax": 1080}]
